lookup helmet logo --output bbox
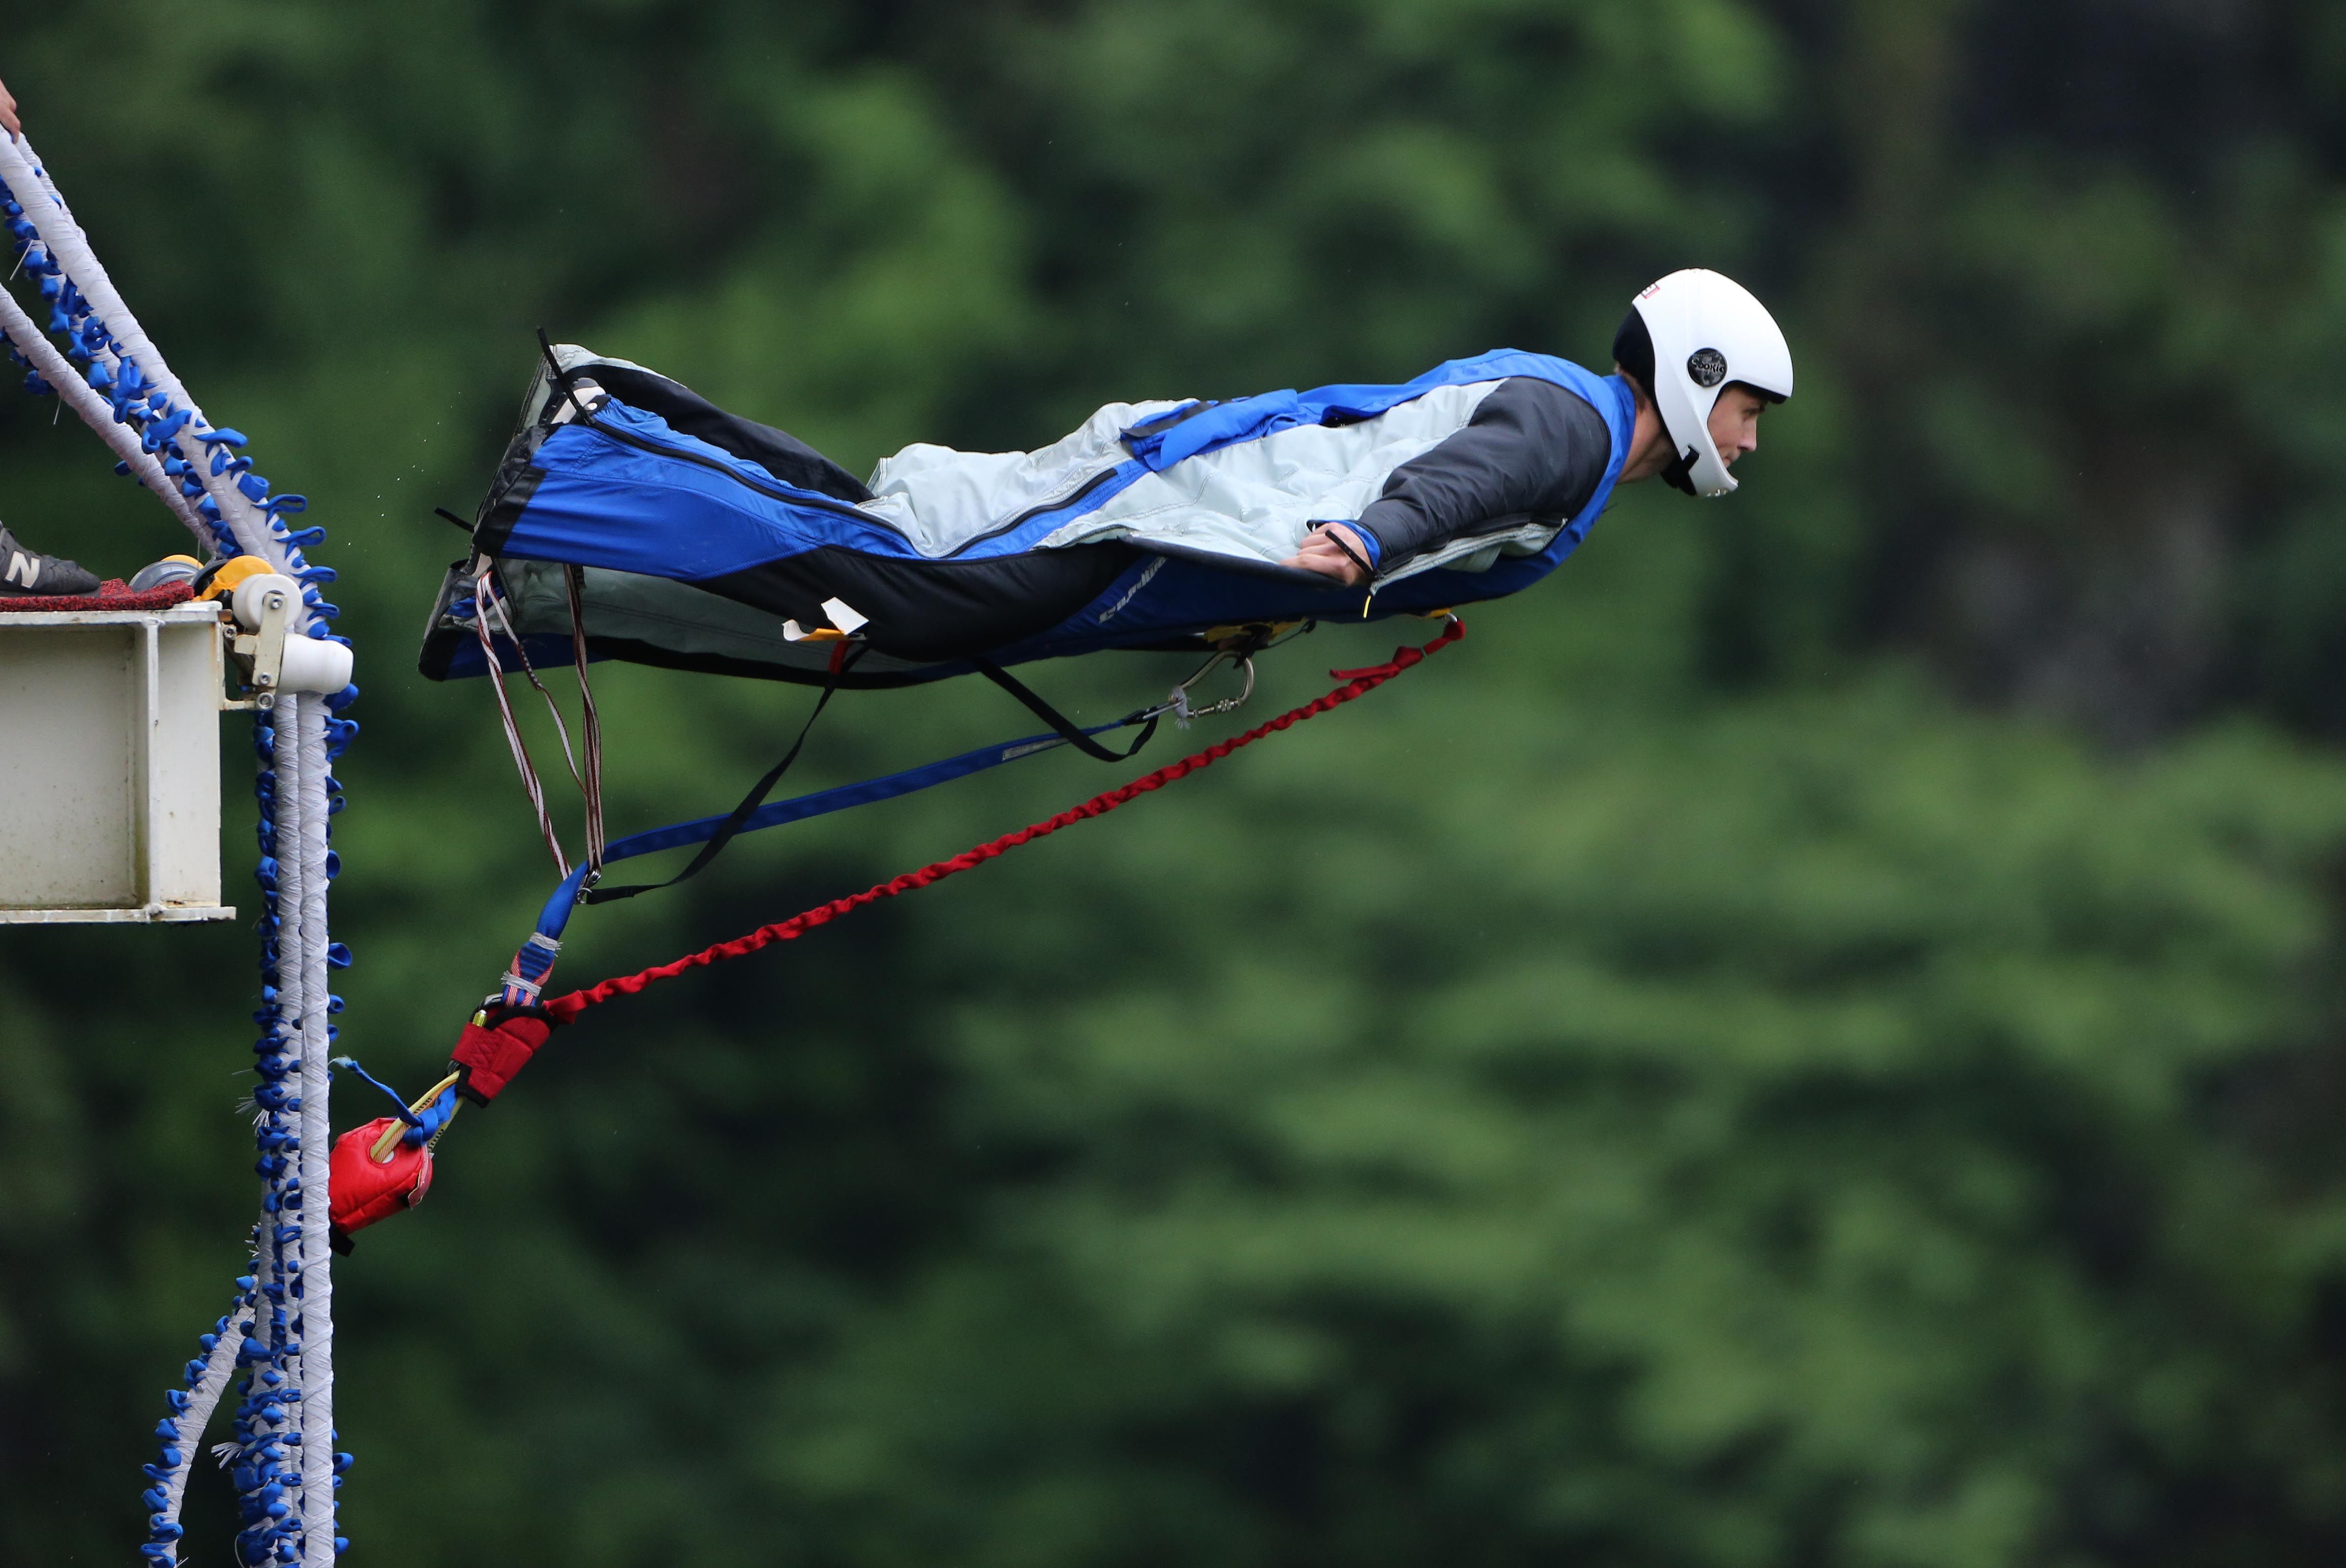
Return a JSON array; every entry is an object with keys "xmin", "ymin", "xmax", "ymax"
[{"xmin": 1687, "ymin": 348, "xmax": 1727, "ymax": 388}]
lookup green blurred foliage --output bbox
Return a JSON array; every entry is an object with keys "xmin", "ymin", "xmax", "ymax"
[{"xmin": 7, "ymin": 1, "xmax": 2346, "ymax": 1564}]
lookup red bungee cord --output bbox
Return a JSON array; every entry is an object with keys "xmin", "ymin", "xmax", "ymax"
[
  {"xmin": 331, "ymin": 617, "xmax": 1463, "ymax": 1243},
  {"xmin": 544, "ymin": 614, "xmax": 1464, "ymax": 1021}
]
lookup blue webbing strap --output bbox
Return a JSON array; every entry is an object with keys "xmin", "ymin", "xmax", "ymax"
[
  {"xmin": 530, "ymin": 713, "xmax": 1148, "ymax": 944},
  {"xmin": 580, "ymin": 655, "xmax": 850, "ymax": 906}
]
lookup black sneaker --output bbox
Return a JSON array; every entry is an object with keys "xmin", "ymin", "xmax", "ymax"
[{"xmin": 0, "ymin": 524, "xmax": 101, "ymax": 596}]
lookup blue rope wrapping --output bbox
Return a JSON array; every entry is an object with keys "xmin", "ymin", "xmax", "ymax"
[
  {"xmin": 223, "ymin": 714, "xmax": 311, "ymax": 1567},
  {"xmin": 0, "ymin": 165, "xmax": 330, "ymax": 587},
  {"xmin": 0, "ymin": 154, "xmax": 359, "ymax": 1564},
  {"xmin": 136, "ymin": 1277, "xmax": 251, "ymax": 1563},
  {"xmin": 406, "ymin": 1088, "xmax": 459, "ymax": 1145}
]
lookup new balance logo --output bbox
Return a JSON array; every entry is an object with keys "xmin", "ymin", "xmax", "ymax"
[{"xmin": 4, "ymin": 552, "xmax": 39, "ymax": 588}]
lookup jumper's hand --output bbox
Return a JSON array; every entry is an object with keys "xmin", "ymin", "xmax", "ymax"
[
  {"xmin": 1280, "ymin": 523, "xmax": 1374, "ymax": 586},
  {"xmin": 1, "ymin": 77, "xmax": 19, "ymax": 138}
]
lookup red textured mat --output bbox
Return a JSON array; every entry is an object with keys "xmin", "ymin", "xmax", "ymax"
[{"xmin": 0, "ymin": 579, "xmax": 196, "ymax": 612}]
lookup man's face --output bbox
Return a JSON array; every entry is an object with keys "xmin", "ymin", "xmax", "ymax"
[{"xmin": 1707, "ymin": 385, "xmax": 1768, "ymax": 470}]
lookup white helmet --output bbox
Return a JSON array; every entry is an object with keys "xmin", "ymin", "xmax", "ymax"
[{"xmin": 1625, "ymin": 268, "xmax": 1793, "ymax": 497}]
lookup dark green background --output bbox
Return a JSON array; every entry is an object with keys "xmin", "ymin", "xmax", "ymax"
[{"xmin": 9, "ymin": 2, "xmax": 2346, "ymax": 1562}]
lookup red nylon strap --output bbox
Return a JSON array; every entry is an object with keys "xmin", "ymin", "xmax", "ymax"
[{"xmin": 543, "ymin": 616, "xmax": 1463, "ymax": 1023}]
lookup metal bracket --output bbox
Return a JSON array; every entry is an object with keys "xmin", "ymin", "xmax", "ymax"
[{"xmin": 219, "ymin": 582, "xmax": 293, "ymax": 712}]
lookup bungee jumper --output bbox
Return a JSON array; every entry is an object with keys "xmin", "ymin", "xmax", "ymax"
[
  {"xmin": 332, "ymin": 267, "xmax": 1795, "ymax": 1242},
  {"xmin": 420, "ymin": 267, "xmax": 1788, "ymax": 686}
]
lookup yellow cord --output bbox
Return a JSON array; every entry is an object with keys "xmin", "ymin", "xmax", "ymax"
[{"xmin": 368, "ymin": 1070, "xmax": 463, "ymax": 1163}]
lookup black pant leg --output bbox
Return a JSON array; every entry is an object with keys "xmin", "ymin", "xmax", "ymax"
[{"xmin": 696, "ymin": 543, "xmax": 1143, "ymax": 662}]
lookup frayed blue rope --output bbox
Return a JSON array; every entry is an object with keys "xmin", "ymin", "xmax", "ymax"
[
  {"xmin": 329, "ymin": 1057, "xmax": 415, "ymax": 1123},
  {"xmin": 329, "ymin": 1058, "xmax": 455, "ymax": 1147}
]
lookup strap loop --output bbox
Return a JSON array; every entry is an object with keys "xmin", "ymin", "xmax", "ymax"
[
  {"xmin": 972, "ymin": 657, "xmax": 1160, "ymax": 763},
  {"xmin": 583, "ymin": 647, "xmax": 861, "ymax": 904}
]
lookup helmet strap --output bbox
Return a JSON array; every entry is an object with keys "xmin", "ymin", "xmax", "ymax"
[{"xmin": 1661, "ymin": 445, "xmax": 1699, "ymax": 496}]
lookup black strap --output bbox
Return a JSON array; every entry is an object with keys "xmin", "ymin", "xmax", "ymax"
[
  {"xmin": 1318, "ymin": 524, "xmax": 1375, "ymax": 583},
  {"xmin": 584, "ymin": 648, "xmax": 860, "ymax": 904},
  {"xmin": 536, "ymin": 327, "xmax": 595, "ymax": 424},
  {"xmin": 973, "ymin": 658, "xmax": 1159, "ymax": 763},
  {"xmin": 1312, "ymin": 524, "xmax": 1377, "ymax": 618}
]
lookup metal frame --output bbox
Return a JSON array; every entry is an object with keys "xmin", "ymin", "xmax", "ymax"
[{"xmin": 0, "ymin": 599, "xmax": 234, "ymax": 923}]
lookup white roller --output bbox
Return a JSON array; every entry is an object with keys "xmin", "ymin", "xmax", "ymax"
[
  {"xmin": 230, "ymin": 571, "xmax": 299, "ymax": 631},
  {"xmin": 279, "ymin": 634, "xmax": 355, "ymax": 695}
]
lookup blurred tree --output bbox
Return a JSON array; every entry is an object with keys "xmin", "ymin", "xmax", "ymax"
[{"xmin": 1781, "ymin": 0, "xmax": 2346, "ymax": 738}]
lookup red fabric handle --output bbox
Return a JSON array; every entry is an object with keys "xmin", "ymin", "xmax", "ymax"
[
  {"xmin": 543, "ymin": 616, "xmax": 1463, "ymax": 1024},
  {"xmin": 451, "ymin": 1007, "xmax": 557, "ymax": 1102}
]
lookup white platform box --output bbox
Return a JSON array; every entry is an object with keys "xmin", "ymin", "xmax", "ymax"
[{"xmin": 0, "ymin": 600, "xmax": 233, "ymax": 923}]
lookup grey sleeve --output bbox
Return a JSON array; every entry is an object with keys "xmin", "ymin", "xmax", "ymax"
[{"xmin": 1349, "ymin": 377, "xmax": 1613, "ymax": 569}]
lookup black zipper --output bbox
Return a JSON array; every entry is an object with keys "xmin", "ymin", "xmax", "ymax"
[
  {"xmin": 575, "ymin": 413, "xmax": 874, "ymax": 524},
  {"xmin": 948, "ymin": 464, "xmax": 1125, "ymax": 558}
]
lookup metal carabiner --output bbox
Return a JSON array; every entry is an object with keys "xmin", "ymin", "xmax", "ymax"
[{"xmin": 1167, "ymin": 650, "xmax": 1258, "ymax": 728}]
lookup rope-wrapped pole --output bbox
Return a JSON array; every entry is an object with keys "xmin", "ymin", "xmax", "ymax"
[
  {"xmin": 275, "ymin": 706, "xmax": 316, "ymax": 1560},
  {"xmin": 140, "ymin": 1274, "xmax": 250, "ymax": 1561},
  {"xmin": 293, "ymin": 694, "xmax": 340, "ymax": 1565},
  {"xmin": 234, "ymin": 707, "xmax": 315, "ymax": 1565},
  {"xmin": 3, "ymin": 132, "xmax": 356, "ymax": 1564},
  {"xmin": 0, "ymin": 132, "xmax": 292, "ymax": 575},
  {"xmin": 0, "ymin": 282, "xmax": 212, "ymax": 549}
]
